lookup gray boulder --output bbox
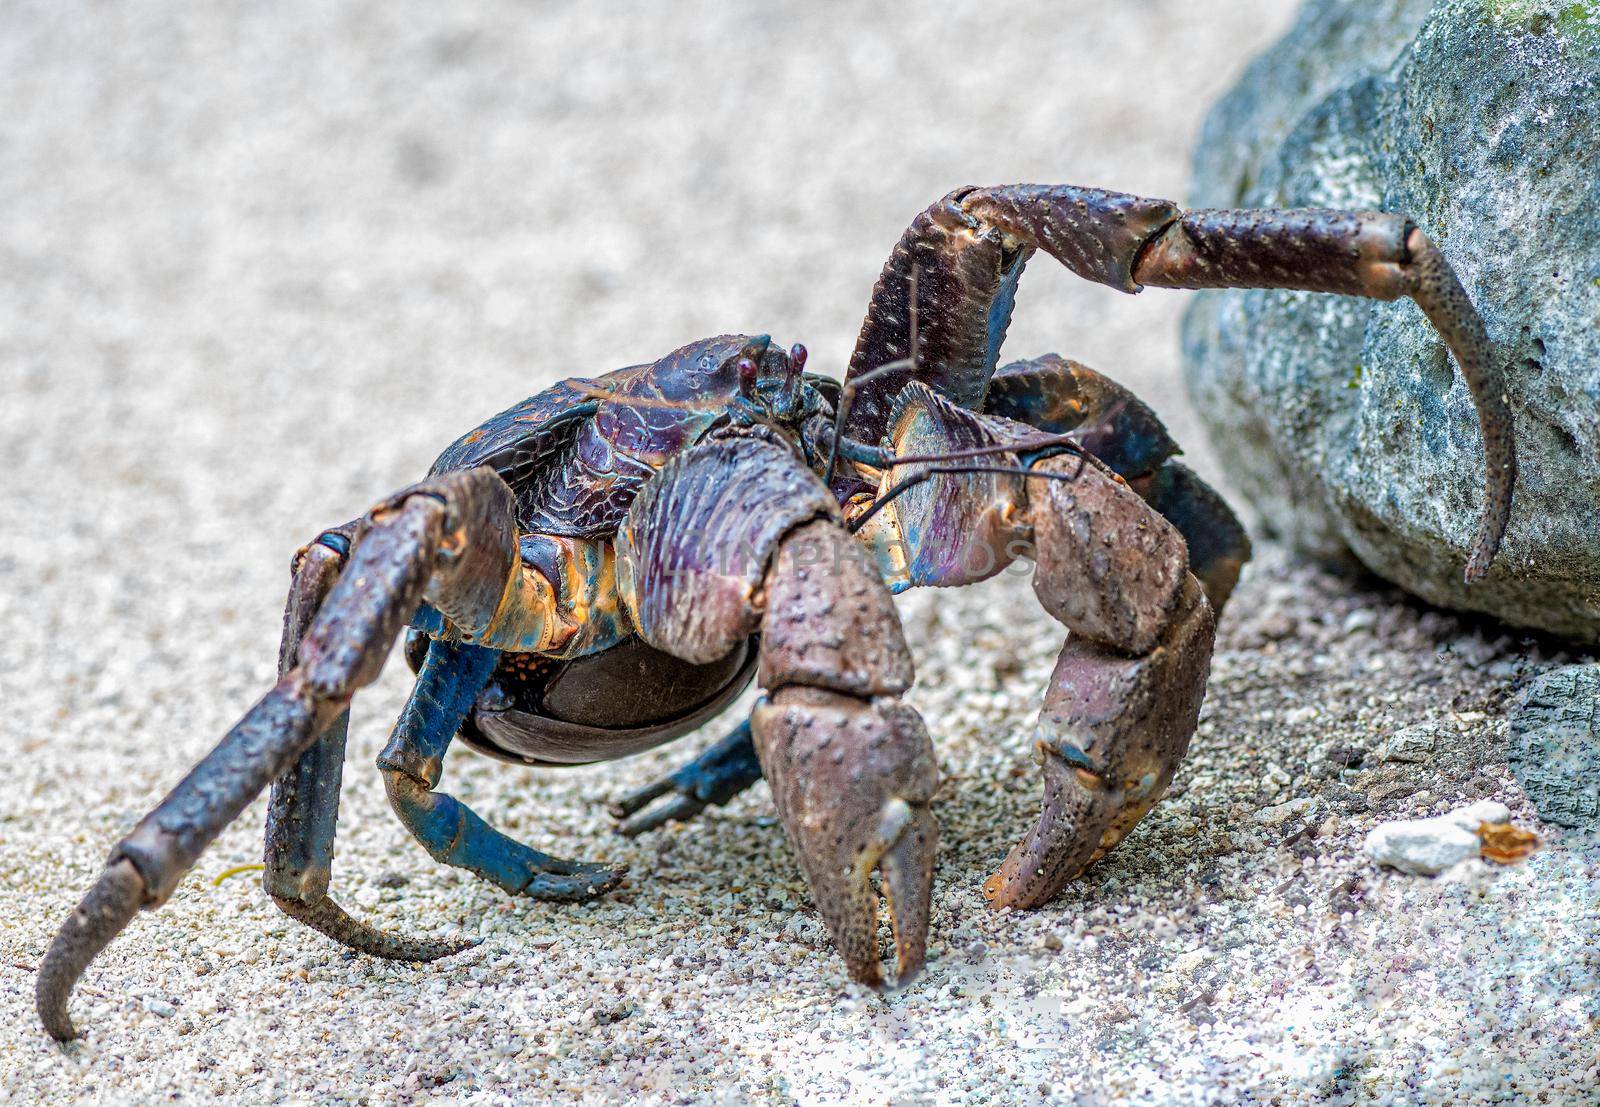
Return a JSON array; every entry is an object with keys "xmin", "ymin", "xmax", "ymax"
[
  {"xmin": 1509, "ymin": 664, "xmax": 1600, "ymax": 833},
  {"xmin": 1183, "ymin": 0, "xmax": 1600, "ymax": 641}
]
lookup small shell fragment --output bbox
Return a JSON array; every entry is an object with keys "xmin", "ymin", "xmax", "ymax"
[{"xmin": 1477, "ymin": 822, "xmax": 1541, "ymax": 864}]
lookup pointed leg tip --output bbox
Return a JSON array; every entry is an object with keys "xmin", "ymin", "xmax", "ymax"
[
  {"xmin": 520, "ymin": 861, "xmax": 627, "ymax": 901},
  {"xmin": 891, "ymin": 952, "xmax": 926, "ymax": 990},
  {"xmin": 37, "ymin": 999, "xmax": 78, "ymax": 1043},
  {"xmin": 982, "ymin": 855, "xmax": 1062, "ymax": 912},
  {"xmin": 1464, "ymin": 554, "xmax": 1492, "ymax": 585},
  {"xmin": 848, "ymin": 961, "xmax": 887, "ymax": 990},
  {"xmin": 36, "ymin": 858, "xmax": 147, "ymax": 1043},
  {"xmin": 982, "ymin": 881, "xmax": 1021, "ymax": 911},
  {"xmin": 275, "ymin": 892, "xmax": 482, "ymax": 963},
  {"xmin": 982, "ymin": 856, "xmax": 1026, "ymax": 909},
  {"xmin": 37, "ymin": 958, "xmax": 81, "ymax": 1041},
  {"xmin": 405, "ymin": 933, "xmax": 483, "ymax": 963},
  {"xmin": 411, "ymin": 933, "xmax": 483, "ymax": 962}
]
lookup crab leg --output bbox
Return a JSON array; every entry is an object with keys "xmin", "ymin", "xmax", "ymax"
[
  {"xmin": 37, "ymin": 497, "xmax": 442, "ymax": 1039},
  {"xmin": 986, "ymin": 579, "xmax": 1214, "ymax": 909},
  {"xmin": 981, "ymin": 354, "xmax": 1180, "ymax": 481},
  {"xmin": 1132, "ymin": 210, "xmax": 1512, "ymax": 582},
  {"xmin": 844, "ymin": 185, "xmax": 1179, "ymax": 443},
  {"xmin": 1135, "ymin": 460, "xmax": 1252, "ymax": 614},
  {"xmin": 846, "ymin": 186, "xmax": 1515, "ymax": 582},
  {"xmin": 262, "ymin": 528, "xmax": 479, "ymax": 961},
  {"xmin": 377, "ymin": 637, "xmax": 625, "ymax": 899},
  {"xmin": 609, "ymin": 718, "xmax": 763, "ymax": 837},
  {"xmin": 37, "ymin": 466, "xmax": 537, "ymax": 1040}
]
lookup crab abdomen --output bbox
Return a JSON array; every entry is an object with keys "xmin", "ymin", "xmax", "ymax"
[{"xmin": 401, "ymin": 632, "xmax": 759, "ymax": 767}]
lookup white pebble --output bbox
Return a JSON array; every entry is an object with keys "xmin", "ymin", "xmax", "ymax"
[{"xmin": 1364, "ymin": 800, "xmax": 1512, "ymax": 875}]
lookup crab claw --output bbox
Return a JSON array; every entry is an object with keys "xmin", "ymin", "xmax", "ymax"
[
  {"xmin": 982, "ymin": 730, "xmax": 1164, "ymax": 912},
  {"xmin": 984, "ymin": 578, "xmax": 1214, "ymax": 910},
  {"xmin": 753, "ymin": 688, "xmax": 938, "ymax": 988}
]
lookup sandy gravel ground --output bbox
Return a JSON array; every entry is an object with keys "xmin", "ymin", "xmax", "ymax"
[{"xmin": 2, "ymin": 2, "xmax": 1595, "ymax": 1103}]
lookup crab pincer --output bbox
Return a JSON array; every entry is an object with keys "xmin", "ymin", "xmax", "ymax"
[
  {"xmin": 754, "ymin": 689, "xmax": 938, "ymax": 986},
  {"xmin": 751, "ymin": 515, "xmax": 940, "ymax": 987},
  {"xmin": 618, "ymin": 436, "xmax": 941, "ymax": 987},
  {"xmin": 983, "ymin": 577, "xmax": 1215, "ymax": 908}
]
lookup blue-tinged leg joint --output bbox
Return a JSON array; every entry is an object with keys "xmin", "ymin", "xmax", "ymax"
[
  {"xmin": 377, "ymin": 637, "xmax": 501, "ymax": 788},
  {"xmin": 379, "ymin": 638, "xmax": 624, "ymax": 901},
  {"xmin": 609, "ymin": 718, "xmax": 764, "ymax": 837},
  {"xmin": 671, "ymin": 719, "xmax": 760, "ymax": 805}
]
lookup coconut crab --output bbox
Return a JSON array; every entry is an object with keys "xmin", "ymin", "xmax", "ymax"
[{"xmin": 38, "ymin": 183, "xmax": 1515, "ymax": 1039}]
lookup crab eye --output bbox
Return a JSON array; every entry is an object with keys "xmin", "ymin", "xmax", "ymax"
[
  {"xmin": 788, "ymin": 343, "xmax": 808, "ymax": 376},
  {"xmin": 737, "ymin": 356, "xmax": 759, "ymax": 396}
]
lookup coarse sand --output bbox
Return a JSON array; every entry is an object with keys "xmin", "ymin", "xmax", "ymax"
[{"xmin": 2, "ymin": 2, "xmax": 1595, "ymax": 1103}]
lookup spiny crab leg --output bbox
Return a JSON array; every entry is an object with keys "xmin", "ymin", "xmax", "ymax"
[
  {"xmin": 1130, "ymin": 212, "xmax": 1513, "ymax": 583},
  {"xmin": 36, "ymin": 502, "xmax": 438, "ymax": 1038},
  {"xmin": 36, "ymin": 467, "xmax": 533, "ymax": 1040}
]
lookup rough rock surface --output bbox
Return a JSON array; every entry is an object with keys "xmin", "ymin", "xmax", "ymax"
[
  {"xmin": 1183, "ymin": 0, "xmax": 1600, "ymax": 642},
  {"xmin": 1510, "ymin": 664, "xmax": 1600, "ymax": 832}
]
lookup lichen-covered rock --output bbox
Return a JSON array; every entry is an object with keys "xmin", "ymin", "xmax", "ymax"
[
  {"xmin": 1509, "ymin": 664, "xmax": 1600, "ymax": 832},
  {"xmin": 1183, "ymin": 0, "xmax": 1600, "ymax": 641}
]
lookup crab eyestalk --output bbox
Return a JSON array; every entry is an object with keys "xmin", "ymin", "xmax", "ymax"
[
  {"xmin": 736, "ymin": 355, "xmax": 759, "ymax": 396},
  {"xmin": 782, "ymin": 342, "xmax": 807, "ymax": 414}
]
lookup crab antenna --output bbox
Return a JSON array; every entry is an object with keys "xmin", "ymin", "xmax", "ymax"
[
  {"xmin": 821, "ymin": 358, "xmax": 910, "ymax": 488},
  {"xmin": 847, "ymin": 459, "xmax": 1089, "ymax": 534},
  {"xmin": 822, "ymin": 265, "xmax": 921, "ymax": 490},
  {"xmin": 881, "ymin": 395, "xmax": 1131, "ymax": 469},
  {"xmin": 884, "ymin": 434, "xmax": 1086, "ymax": 468}
]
